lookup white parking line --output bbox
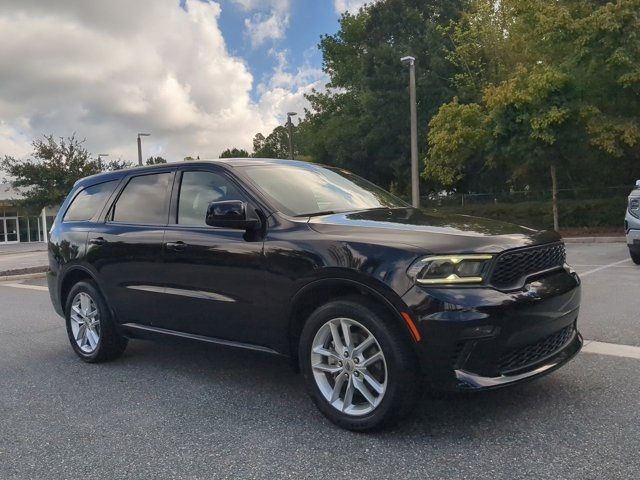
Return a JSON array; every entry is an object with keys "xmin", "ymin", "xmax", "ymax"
[
  {"xmin": 572, "ymin": 264, "xmax": 635, "ymax": 268},
  {"xmin": 0, "ymin": 282, "xmax": 48, "ymax": 292},
  {"xmin": 578, "ymin": 258, "xmax": 632, "ymax": 277},
  {"xmin": 582, "ymin": 340, "xmax": 640, "ymax": 360}
]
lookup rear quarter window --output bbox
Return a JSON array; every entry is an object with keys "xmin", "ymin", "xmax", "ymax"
[{"xmin": 63, "ymin": 180, "xmax": 119, "ymax": 222}]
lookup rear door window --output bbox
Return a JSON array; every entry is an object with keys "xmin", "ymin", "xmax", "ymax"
[
  {"xmin": 64, "ymin": 180, "xmax": 119, "ymax": 222},
  {"xmin": 111, "ymin": 173, "xmax": 172, "ymax": 225}
]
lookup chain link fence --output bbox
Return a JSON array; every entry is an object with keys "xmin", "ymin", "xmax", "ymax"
[
  {"xmin": 421, "ymin": 185, "xmax": 633, "ymax": 232},
  {"xmin": 424, "ymin": 186, "xmax": 632, "ymax": 208}
]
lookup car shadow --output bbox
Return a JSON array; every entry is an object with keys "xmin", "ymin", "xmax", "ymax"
[{"xmin": 103, "ymin": 337, "xmax": 584, "ymax": 441}]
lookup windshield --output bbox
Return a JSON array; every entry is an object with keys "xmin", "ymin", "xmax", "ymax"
[{"xmin": 239, "ymin": 163, "xmax": 408, "ymax": 217}]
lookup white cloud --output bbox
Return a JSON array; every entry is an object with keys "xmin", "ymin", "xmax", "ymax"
[
  {"xmin": 0, "ymin": 120, "xmax": 32, "ymax": 159},
  {"xmin": 244, "ymin": 11, "xmax": 289, "ymax": 47},
  {"xmin": 256, "ymin": 49, "xmax": 328, "ymax": 122},
  {"xmin": 0, "ymin": 0, "xmax": 311, "ymax": 163},
  {"xmin": 231, "ymin": 0, "xmax": 290, "ymax": 48},
  {"xmin": 231, "ymin": 0, "xmax": 290, "ymax": 11},
  {"xmin": 333, "ymin": 0, "xmax": 380, "ymax": 14}
]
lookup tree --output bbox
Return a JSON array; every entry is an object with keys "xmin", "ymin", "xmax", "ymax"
[
  {"xmin": 424, "ymin": 98, "xmax": 491, "ymax": 188},
  {"xmin": 219, "ymin": 148, "xmax": 250, "ymax": 159},
  {"xmin": 252, "ymin": 133, "xmax": 266, "ymax": 154},
  {"xmin": 252, "ymin": 127, "xmax": 291, "ymax": 159},
  {"xmin": 103, "ymin": 158, "xmax": 133, "ymax": 171},
  {"xmin": 1, "ymin": 135, "xmax": 99, "ymax": 210},
  {"xmin": 255, "ymin": 0, "xmax": 465, "ymax": 191},
  {"xmin": 146, "ymin": 156, "xmax": 167, "ymax": 165},
  {"xmin": 484, "ymin": 65, "xmax": 584, "ymax": 231},
  {"xmin": 426, "ymin": 0, "xmax": 640, "ymax": 230}
]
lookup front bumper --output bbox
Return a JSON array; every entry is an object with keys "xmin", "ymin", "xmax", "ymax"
[
  {"xmin": 626, "ymin": 229, "xmax": 640, "ymax": 251},
  {"xmin": 626, "ymin": 209, "xmax": 640, "ymax": 248},
  {"xmin": 454, "ymin": 331, "xmax": 582, "ymax": 389},
  {"xmin": 402, "ymin": 268, "xmax": 582, "ymax": 391}
]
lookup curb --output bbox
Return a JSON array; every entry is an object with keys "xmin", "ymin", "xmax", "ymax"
[
  {"xmin": 563, "ymin": 236, "xmax": 626, "ymax": 244},
  {"xmin": 0, "ymin": 249, "xmax": 48, "ymax": 256},
  {"xmin": 0, "ymin": 267, "xmax": 48, "ymax": 282}
]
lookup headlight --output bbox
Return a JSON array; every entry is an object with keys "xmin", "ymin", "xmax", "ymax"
[
  {"xmin": 407, "ymin": 255, "xmax": 494, "ymax": 285},
  {"xmin": 630, "ymin": 198, "xmax": 640, "ymax": 218}
]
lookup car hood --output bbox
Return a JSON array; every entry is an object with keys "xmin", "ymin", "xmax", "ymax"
[{"xmin": 307, "ymin": 208, "xmax": 560, "ymax": 254}]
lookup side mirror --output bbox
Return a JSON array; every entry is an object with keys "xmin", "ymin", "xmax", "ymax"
[
  {"xmin": 636, "ymin": 179, "xmax": 640, "ymax": 187},
  {"xmin": 205, "ymin": 200, "xmax": 261, "ymax": 230}
]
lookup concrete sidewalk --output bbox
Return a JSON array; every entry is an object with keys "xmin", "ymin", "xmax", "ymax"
[{"xmin": 0, "ymin": 243, "xmax": 48, "ymax": 276}]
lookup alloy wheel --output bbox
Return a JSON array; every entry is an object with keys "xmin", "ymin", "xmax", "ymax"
[
  {"xmin": 70, "ymin": 292, "xmax": 101, "ymax": 353},
  {"xmin": 310, "ymin": 317, "xmax": 388, "ymax": 416}
]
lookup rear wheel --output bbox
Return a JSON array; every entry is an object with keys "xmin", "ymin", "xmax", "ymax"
[
  {"xmin": 630, "ymin": 247, "xmax": 640, "ymax": 265},
  {"xmin": 65, "ymin": 281, "xmax": 127, "ymax": 363},
  {"xmin": 299, "ymin": 297, "xmax": 420, "ymax": 431}
]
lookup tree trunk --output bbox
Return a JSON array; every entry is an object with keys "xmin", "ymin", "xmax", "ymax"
[{"xmin": 550, "ymin": 162, "xmax": 559, "ymax": 232}]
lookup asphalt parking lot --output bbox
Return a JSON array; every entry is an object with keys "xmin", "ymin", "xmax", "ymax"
[{"xmin": 0, "ymin": 243, "xmax": 638, "ymax": 479}]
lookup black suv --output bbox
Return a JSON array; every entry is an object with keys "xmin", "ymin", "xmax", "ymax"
[{"xmin": 48, "ymin": 159, "xmax": 582, "ymax": 431}]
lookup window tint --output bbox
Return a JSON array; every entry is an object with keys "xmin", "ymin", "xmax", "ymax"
[
  {"xmin": 64, "ymin": 180, "xmax": 119, "ymax": 222},
  {"xmin": 112, "ymin": 173, "xmax": 171, "ymax": 224},
  {"xmin": 178, "ymin": 171, "xmax": 246, "ymax": 225}
]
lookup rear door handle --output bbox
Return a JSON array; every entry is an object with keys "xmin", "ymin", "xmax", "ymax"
[
  {"xmin": 89, "ymin": 237, "xmax": 107, "ymax": 246},
  {"xmin": 165, "ymin": 241, "xmax": 187, "ymax": 252}
]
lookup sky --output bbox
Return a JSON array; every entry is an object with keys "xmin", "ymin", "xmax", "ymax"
[{"xmin": 0, "ymin": 0, "xmax": 376, "ymax": 164}]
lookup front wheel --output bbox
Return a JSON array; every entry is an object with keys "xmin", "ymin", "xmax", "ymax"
[
  {"xmin": 630, "ymin": 247, "xmax": 640, "ymax": 265},
  {"xmin": 299, "ymin": 297, "xmax": 420, "ymax": 431}
]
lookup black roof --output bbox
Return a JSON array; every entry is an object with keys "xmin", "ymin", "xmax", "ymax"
[
  {"xmin": 214, "ymin": 158, "xmax": 309, "ymax": 167},
  {"xmin": 75, "ymin": 158, "xmax": 306, "ymax": 188}
]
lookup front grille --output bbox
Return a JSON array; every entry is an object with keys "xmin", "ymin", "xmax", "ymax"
[
  {"xmin": 490, "ymin": 243, "xmax": 566, "ymax": 289},
  {"xmin": 498, "ymin": 325, "xmax": 575, "ymax": 374}
]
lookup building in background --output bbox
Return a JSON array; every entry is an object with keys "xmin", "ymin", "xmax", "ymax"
[{"xmin": 0, "ymin": 184, "xmax": 57, "ymax": 244}]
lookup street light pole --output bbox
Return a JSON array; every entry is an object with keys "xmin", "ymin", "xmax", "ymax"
[
  {"xmin": 97, "ymin": 154, "xmax": 109, "ymax": 170},
  {"xmin": 137, "ymin": 133, "xmax": 150, "ymax": 166},
  {"xmin": 286, "ymin": 112, "xmax": 297, "ymax": 160},
  {"xmin": 401, "ymin": 56, "xmax": 420, "ymax": 208}
]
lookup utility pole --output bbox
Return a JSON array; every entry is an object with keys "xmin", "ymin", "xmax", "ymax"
[
  {"xmin": 97, "ymin": 154, "xmax": 109, "ymax": 170},
  {"xmin": 137, "ymin": 133, "xmax": 150, "ymax": 166},
  {"xmin": 286, "ymin": 112, "xmax": 297, "ymax": 160},
  {"xmin": 401, "ymin": 56, "xmax": 420, "ymax": 208}
]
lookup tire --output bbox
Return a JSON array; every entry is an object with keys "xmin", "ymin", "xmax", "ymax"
[
  {"xmin": 630, "ymin": 247, "xmax": 640, "ymax": 265},
  {"xmin": 299, "ymin": 296, "xmax": 420, "ymax": 431},
  {"xmin": 65, "ymin": 280, "xmax": 128, "ymax": 363}
]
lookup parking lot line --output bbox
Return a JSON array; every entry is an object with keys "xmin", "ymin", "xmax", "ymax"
[
  {"xmin": 0, "ymin": 282, "xmax": 48, "ymax": 292},
  {"xmin": 579, "ymin": 258, "xmax": 632, "ymax": 277},
  {"xmin": 571, "ymin": 264, "xmax": 635, "ymax": 268},
  {"xmin": 582, "ymin": 340, "xmax": 640, "ymax": 360}
]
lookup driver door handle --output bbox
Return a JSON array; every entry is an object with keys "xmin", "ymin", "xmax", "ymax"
[
  {"xmin": 88, "ymin": 237, "xmax": 107, "ymax": 245},
  {"xmin": 165, "ymin": 241, "xmax": 187, "ymax": 252}
]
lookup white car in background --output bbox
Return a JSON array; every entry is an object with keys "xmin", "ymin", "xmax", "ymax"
[{"xmin": 626, "ymin": 180, "xmax": 640, "ymax": 264}]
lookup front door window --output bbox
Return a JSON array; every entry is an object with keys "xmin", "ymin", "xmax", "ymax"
[{"xmin": 0, "ymin": 218, "xmax": 5, "ymax": 243}]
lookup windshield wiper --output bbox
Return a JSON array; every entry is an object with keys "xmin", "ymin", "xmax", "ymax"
[
  {"xmin": 295, "ymin": 206, "xmax": 407, "ymax": 218},
  {"xmin": 294, "ymin": 210, "xmax": 338, "ymax": 218},
  {"xmin": 361, "ymin": 206, "xmax": 397, "ymax": 212}
]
